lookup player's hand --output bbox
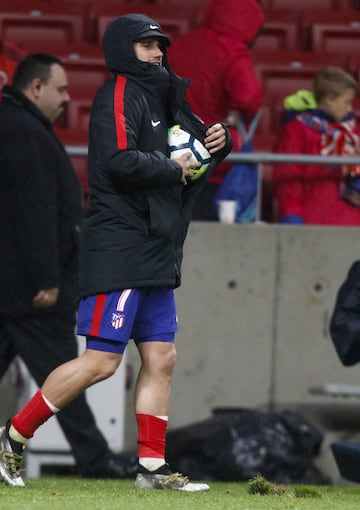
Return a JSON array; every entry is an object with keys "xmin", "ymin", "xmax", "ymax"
[
  {"xmin": 204, "ymin": 123, "xmax": 226, "ymax": 154},
  {"xmin": 33, "ymin": 287, "xmax": 60, "ymax": 309},
  {"xmin": 173, "ymin": 151, "xmax": 199, "ymax": 185}
]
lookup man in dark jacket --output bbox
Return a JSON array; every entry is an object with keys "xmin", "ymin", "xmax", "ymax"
[
  {"xmin": 0, "ymin": 53, "xmax": 131, "ymax": 482},
  {"xmin": 0, "ymin": 17, "xmax": 232, "ymax": 491}
]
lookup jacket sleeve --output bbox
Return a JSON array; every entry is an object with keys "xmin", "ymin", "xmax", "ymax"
[
  {"xmin": 91, "ymin": 82, "xmax": 183, "ymax": 190},
  {"xmin": 273, "ymin": 120, "xmax": 307, "ymax": 222},
  {"xmin": 4, "ymin": 126, "xmax": 60, "ymax": 291}
]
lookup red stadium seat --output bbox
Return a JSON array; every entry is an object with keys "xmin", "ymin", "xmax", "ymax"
[
  {"xmin": 88, "ymin": 3, "xmax": 198, "ymax": 44},
  {"xmin": 0, "ymin": 2, "xmax": 85, "ymax": 45},
  {"xmin": 61, "ymin": 87, "xmax": 94, "ymax": 131},
  {"xmin": 258, "ymin": 0, "xmax": 272, "ymax": 7},
  {"xmin": 337, "ymin": 0, "xmax": 360, "ymax": 6},
  {"xmin": 54, "ymin": 128, "xmax": 89, "ymax": 209},
  {"xmin": 260, "ymin": 0, "xmax": 357, "ymax": 8},
  {"xmin": 252, "ymin": 50, "xmax": 347, "ymax": 104},
  {"xmin": 155, "ymin": 0, "xmax": 206, "ymax": 5},
  {"xmin": 302, "ymin": 10, "xmax": 360, "ymax": 53},
  {"xmin": 264, "ymin": 0, "xmax": 338, "ymax": 9},
  {"xmin": 341, "ymin": 0, "xmax": 360, "ymax": 6},
  {"xmin": 347, "ymin": 53, "xmax": 360, "ymax": 81},
  {"xmin": 20, "ymin": 42, "xmax": 110, "ymax": 89},
  {"xmin": 255, "ymin": 10, "xmax": 301, "ymax": 51}
]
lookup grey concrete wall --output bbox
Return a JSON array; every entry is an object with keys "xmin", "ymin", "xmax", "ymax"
[{"xmin": 273, "ymin": 226, "xmax": 360, "ymax": 405}]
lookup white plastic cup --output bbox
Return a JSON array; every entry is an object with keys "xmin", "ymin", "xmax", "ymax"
[{"xmin": 217, "ymin": 200, "xmax": 237, "ymax": 224}]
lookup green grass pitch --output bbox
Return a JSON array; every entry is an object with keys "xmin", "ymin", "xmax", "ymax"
[{"xmin": 1, "ymin": 477, "xmax": 360, "ymax": 510}]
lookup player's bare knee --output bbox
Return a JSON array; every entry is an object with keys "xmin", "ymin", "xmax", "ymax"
[
  {"xmin": 94, "ymin": 361, "xmax": 119, "ymax": 382},
  {"xmin": 83, "ymin": 350, "xmax": 122, "ymax": 382}
]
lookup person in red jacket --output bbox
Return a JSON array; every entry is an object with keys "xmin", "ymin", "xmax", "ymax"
[
  {"xmin": 0, "ymin": 39, "xmax": 24, "ymax": 100},
  {"xmin": 273, "ymin": 67, "xmax": 360, "ymax": 226},
  {"xmin": 168, "ymin": 0, "xmax": 263, "ymax": 220}
]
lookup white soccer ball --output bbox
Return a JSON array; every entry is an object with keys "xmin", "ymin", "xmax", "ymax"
[{"xmin": 168, "ymin": 125, "xmax": 211, "ymax": 181}]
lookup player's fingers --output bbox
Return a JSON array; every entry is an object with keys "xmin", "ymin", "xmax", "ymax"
[{"xmin": 205, "ymin": 131, "xmax": 226, "ymax": 153}]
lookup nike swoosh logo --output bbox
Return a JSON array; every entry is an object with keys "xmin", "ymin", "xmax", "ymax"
[
  {"xmin": 150, "ymin": 25, "xmax": 159, "ymax": 29},
  {"xmin": 151, "ymin": 120, "xmax": 161, "ymax": 127}
]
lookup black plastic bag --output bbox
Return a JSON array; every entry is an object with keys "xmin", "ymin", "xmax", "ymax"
[{"xmin": 166, "ymin": 407, "xmax": 328, "ymax": 484}]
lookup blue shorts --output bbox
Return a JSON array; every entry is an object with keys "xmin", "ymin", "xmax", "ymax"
[{"xmin": 77, "ymin": 288, "xmax": 178, "ymax": 354}]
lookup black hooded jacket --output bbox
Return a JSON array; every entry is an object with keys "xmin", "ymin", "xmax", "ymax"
[{"xmin": 79, "ymin": 14, "xmax": 232, "ymax": 297}]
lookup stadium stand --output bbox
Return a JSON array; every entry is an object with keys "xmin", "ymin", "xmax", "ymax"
[
  {"xmin": 3, "ymin": 0, "xmax": 360, "ymax": 220},
  {"xmin": 61, "ymin": 86, "xmax": 94, "ymax": 131},
  {"xmin": 0, "ymin": 1, "xmax": 86, "ymax": 45},
  {"xmin": 301, "ymin": 9, "xmax": 360, "ymax": 53},
  {"xmin": 252, "ymin": 50, "xmax": 347, "ymax": 107},
  {"xmin": 255, "ymin": 10, "xmax": 301, "ymax": 51},
  {"xmin": 54, "ymin": 128, "xmax": 89, "ymax": 208},
  {"xmin": 19, "ymin": 41, "xmax": 110, "ymax": 89},
  {"xmin": 261, "ymin": 0, "xmax": 356, "ymax": 9},
  {"xmin": 87, "ymin": 3, "xmax": 199, "ymax": 44}
]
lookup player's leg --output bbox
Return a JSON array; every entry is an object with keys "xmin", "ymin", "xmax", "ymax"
[
  {"xmin": 0, "ymin": 348, "xmax": 122, "ymax": 485},
  {"xmin": 132, "ymin": 289, "xmax": 209, "ymax": 491},
  {"xmin": 133, "ymin": 289, "xmax": 177, "ymax": 472},
  {"xmin": 134, "ymin": 344, "xmax": 209, "ymax": 491},
  {"xmin": 135, "ymin": 340, "xmax": 176, "ymax": 468}
]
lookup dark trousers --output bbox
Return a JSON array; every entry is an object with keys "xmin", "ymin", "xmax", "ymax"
[{"xmin": 0, "ymin": 310, "xmax": 110, "ymax": 474}]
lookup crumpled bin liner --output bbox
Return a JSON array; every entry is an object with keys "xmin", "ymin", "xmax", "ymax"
[{"xmin": 165, "ymin": 407, "xmax": 329, "ymax": 484}]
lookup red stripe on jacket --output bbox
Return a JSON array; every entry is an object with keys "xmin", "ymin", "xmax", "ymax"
[
  {"xmin": 114, "ymin": 75, "xmax": 127, "ymax": 149},
  {"xmin": 89, "ymin": 294, "xmax": 107, "ymax": 336}
]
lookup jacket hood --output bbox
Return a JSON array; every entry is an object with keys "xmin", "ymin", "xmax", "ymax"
[
  {"xmin": 102, "ymin": 13, "xmax": 171, "ymax": 75},
  {"xmin": 202, "ymin": 0, "xmax": 264, "ymax": 45},
  {"xmin": 284, "ymin": 90, "xmax": 317, "ymax": 111}
]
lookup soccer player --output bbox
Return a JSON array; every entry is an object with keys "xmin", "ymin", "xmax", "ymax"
[{"xmin": 0, "ymin": 14, "xmax": 232, "ymax": 490}]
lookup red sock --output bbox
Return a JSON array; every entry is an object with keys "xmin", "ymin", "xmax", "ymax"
[
  {"xmin": 12, "ymin": 390, "xmax": 55, "ymax": 438},
  {"xmin": 136, "ymin": 414, "xmax": 167, "ymax": 458}
]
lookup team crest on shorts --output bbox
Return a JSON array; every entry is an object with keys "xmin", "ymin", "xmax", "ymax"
[{"xmin": 111, "ymin": 312, "xmax": 125, "ymax": 329}]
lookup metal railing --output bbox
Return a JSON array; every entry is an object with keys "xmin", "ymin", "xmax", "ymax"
[
  {"xmin": 65, "ymin": 145, "xmax": 360, "ymax": 166},
  {"xmin": 65, "ymin": 146, "xmax": 360, "ymax": 222}
]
